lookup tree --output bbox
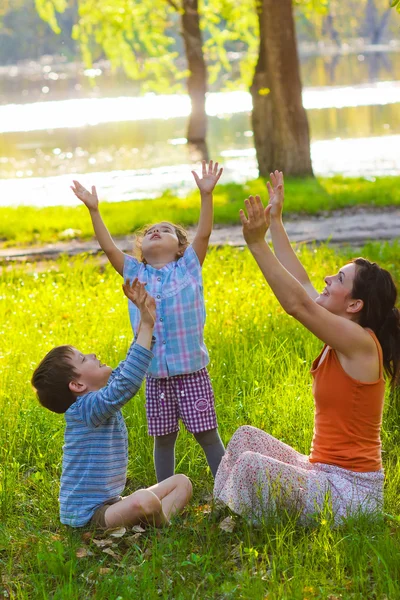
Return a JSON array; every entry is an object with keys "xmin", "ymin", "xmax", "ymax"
[
  {"xmin": 250, "ymin": 0, "xmax": 313, "ymax": 177},
  {"xmin": 180, "ymin": 0, "xmax": 208, "ymax": 160},
  {"xmin": 362, "ymin": 0, "xmax": 392, "ymax": 44},
  {"xmin": 36, "ymin": 0, "xmax": 314, "ymax": 176},
  {"xmin": 35, "ymin": 0, "xmax": 213, "ymax": 160}
]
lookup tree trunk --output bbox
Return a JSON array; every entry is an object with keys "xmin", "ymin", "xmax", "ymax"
[
  {"xmin": 250, "ymin": 0, "xmax": 313, "ymax": 177},
  {"xmin": 362, "ymin": 0, "xmax": 390, "ymax": 44},
  {"xmin": 181, "ymin": 0, "xmax": 209, "ymax": 162},
  {"xmin": 323, "ymin": 13, "xmax": 341, "ymax": 47}
]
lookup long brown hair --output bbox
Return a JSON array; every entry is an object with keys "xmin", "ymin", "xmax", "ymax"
[{"xmin": 352, "ymin": 258, "xmax": 400, "ymax": 388}]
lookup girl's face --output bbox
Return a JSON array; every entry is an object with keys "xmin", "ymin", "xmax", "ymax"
[
  {"xmin": 315, "ymin": 262, "xmax": 361, "ymax": 316},
  {"xmin": 141, "ymin": 222, "xmax": 182, "ymax": 263}
]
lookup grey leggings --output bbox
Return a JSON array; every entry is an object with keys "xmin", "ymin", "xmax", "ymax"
[{"xmin": 153, "ymin": 428, "xmax": 225, "ymax": 482}]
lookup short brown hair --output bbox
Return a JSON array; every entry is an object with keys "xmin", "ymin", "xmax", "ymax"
[
  {"xmin": 31, "ymin": 345, "xmax": 79, "ymax": 414},
  {"xmin": 134, "ymin": 221, "xmax": 190, "ymax": 263}
]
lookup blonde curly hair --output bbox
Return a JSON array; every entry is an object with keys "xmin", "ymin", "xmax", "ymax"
[{"xmin": 133, "ymin": 221, "xmax": 190, "ymax": 264}]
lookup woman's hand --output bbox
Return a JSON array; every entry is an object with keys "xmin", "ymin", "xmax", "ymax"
[
  {"xmin": 71, "ymin": 180, "xmax": 99, "ymax": 211},
  {"xmin": 191, "ymin": 160, "xmax": 223, "ymax": 195},
  {"xmin": 266, "ymin": 170, "xmax": 284, "ymax": 219},
  {"xmin": 240, "ymin": 195, "xmax": 272, "ymax": 246}
]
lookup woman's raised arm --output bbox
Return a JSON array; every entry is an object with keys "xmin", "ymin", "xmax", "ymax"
[
  {"xmin": 268, "ymin": 171, "xmax": 318, "ymax": 300},
  {"xmin": 241, "ymin": 195, "xmax": 376, "ymax": 362}
]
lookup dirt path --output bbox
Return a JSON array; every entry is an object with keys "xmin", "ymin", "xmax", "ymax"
[{"xmin": 1, "ymin": 206, "xmax": 399, "ymax": 262}]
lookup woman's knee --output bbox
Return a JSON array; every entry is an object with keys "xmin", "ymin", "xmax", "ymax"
[
  {"xmin": 232, "ymin": 425, "xmax": 260, "ymax": 441},
  {"xmin": 237, "ymin": 450, "xmax": 258, "ymax": 468}
]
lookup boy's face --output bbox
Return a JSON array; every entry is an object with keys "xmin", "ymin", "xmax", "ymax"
[{"xmin": 68, "ymin": 348, "xmax": 113, "ymax": 395}]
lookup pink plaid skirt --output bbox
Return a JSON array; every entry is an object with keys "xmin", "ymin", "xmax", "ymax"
[{"xmin": 145, "ymin": 368, "xmax": 218, "ymax": 436}]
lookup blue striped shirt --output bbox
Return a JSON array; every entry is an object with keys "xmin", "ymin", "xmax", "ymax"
[{"xmin": 59, "ymin": 342, "xmax": 153, "ymax": 527}]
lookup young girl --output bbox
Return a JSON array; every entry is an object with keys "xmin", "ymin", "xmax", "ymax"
[{"xmin": 71, "ymin": 161, "xmax": 225, "ymax": 482}]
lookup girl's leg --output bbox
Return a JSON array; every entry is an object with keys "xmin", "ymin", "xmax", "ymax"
[
  {"xmin": 193, "ymin": 428, "xmax": 225, "ymax": 477},
  {"xmin": 148, "ymin": 474, "xmax": 193, "ymax": 521},
  {"xmin": 104, "ymin": 489, "xmax": 168, "ymax": 529},
  {"xmin": 154, "ymin": 431, "xmax": 179, "ymax": 482}
]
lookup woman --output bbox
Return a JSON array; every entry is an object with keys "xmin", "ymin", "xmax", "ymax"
[{"xmin": 214, "ymin": 172, "xmax": 400, "ymax": 524}]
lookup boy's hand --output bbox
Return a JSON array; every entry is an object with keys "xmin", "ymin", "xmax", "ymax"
[
  {"xmin": 266, "ymin": 170, "xmax": 284, "ymax": 219},
  {"xmin": 71, "ymin": 180, "xmax": 99, "ymax": 211},
  {"xmin": 192, "ymin": 160, "xmax": 223, "ymax": 195},
  {"xmin": 240, "ymin": 195, "xmax": 272, "ymax": 247},
  {"xmin": 142, "ymin": 294, "xmax": 156, "ymax": 328},
  {"xmin": 122, "ymin": 279, "xmax": 156, "ymax": 327}
]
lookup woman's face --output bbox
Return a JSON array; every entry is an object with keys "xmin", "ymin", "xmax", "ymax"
[{"xmin": 315, "ymin": 262, "xmax": 359, "ymax": 316}]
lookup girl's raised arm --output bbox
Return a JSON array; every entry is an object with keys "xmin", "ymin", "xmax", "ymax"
[
  {"xmin": 268, "ymin": 171, "xmax": 318, "ymax": 299},
  {"xmin": 71, "ymin": 181, "xmax": 126, "ymax": 276},
  {"xmin": 191, "ymin": 160, "xmax": 223, "ymax": 266}
]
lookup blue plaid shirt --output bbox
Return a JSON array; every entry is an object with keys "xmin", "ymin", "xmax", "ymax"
[{"xmin": 123, "ymin": 245, "xmax": 209, "ymax": 378}]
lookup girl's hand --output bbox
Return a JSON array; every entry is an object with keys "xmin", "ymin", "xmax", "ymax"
[
  {"xmin": 239, "ymin": 195, "xmax": 272, "ymax": 246},
  {"xmin": 122, "ymin": 279, "xmax": 156, "ymax": 327},
  {"xmin": 266, "ymin": 170, "xmax": 284, "ymax": 219},
  {"xmin": 192, "ymin": 160, "xmax": 223, "ymax": 195},
  {"xmin": 71, "ymin": 180, "xmax": 99, "ymax": 211}
]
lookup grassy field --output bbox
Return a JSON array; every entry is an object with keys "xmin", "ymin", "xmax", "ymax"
[
  {"xmin": 1, "ymin": 242, "xmax": 400, "ymax": 599},
  {"xmin": 1, "ymin": 175, "xmax": 400, "ymax": 247}
]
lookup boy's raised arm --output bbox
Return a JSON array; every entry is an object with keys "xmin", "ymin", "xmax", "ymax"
[
  {"xmin": 79, "ymin": 280, "xmax": 156, "ymax": 427},
  {"xmin": 71, "ymin": 180, "xmax": 126, "ymax": 276},
  {"xmin": 80, "ymin": 342, "xmax": 153, "ymax": 427},
  {"xmin": 191, "ymin": 160, "xmax": 223, "ymax": 266}
]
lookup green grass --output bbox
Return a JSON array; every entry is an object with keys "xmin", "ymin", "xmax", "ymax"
[
  {"xmin": 1, "ymin": 175, "xmax": 400, "ymax": 247},
  {"xmin": 1, "ymin": 242, "xmax": 400, "ymax": 599}
]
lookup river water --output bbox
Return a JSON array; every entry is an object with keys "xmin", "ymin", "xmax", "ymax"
[{"xmin": 1, "ymin": 50, "xmax": 400, "ymax": 207}]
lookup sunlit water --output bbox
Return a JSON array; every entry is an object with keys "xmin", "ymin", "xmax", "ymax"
[
  {"xmin": 1, "ymin": 134, "xmax": 399, "ymax": 207},
  {"xmin": 1, "ymin": 82, "xmax": 400, "ymax": 134},
  {"xmin": 1, "ymin": 52, "xmax": 400, "ymax": 207}
]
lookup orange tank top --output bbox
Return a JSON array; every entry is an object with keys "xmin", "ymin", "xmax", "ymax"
[{"xmin": 309, "ymin": 330, "xmax": 385, "ymax": 472}]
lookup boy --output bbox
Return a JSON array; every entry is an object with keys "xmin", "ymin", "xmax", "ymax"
[{"xmin": 31, "ymin": 279, "xmax": 192, "ymax": 529}]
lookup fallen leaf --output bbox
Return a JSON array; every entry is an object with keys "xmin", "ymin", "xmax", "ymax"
[
  {"xmin": 132, "ymin": 524, "xmax": 146, "ymax": 533},
  {"xmin": 102, "ymin": 548, "xmax": 121, "ymax": 560},
  {"xmin": 99, "ymin": 568, "xmax": 113, "ymax": 575},
  {"xmin": 76, "ymin": 547, "xmax": 89, "ymax": 558},
  {"xmin": 106, "ymin": 527, "xmax": 127, "ymax": 538},
  {"xmin": 201, "ymin": 493, "xmax": 213, "ymax": 503},
  {"xmin": 81, "ymin": 532, "xmax": 93, "ymax": 543},
  {"xmin": 125, "ymin": 533, "xmax": 142, "ymax": 545},
  {"xmin": 195, "ymin": 504, "xmax": 212, "ymax": 514},
  {"xmin": 92, "ymin": 538, "xmax": 113, "ymax": 548},
  {"xmin": 219, "ymin": 516, "xmax": 235, "ymax": 532}
]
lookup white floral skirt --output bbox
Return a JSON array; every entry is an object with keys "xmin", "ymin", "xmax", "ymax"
[{"xmin": 214, "ymin": 425, "xmax": 384, "ymax": 525}]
